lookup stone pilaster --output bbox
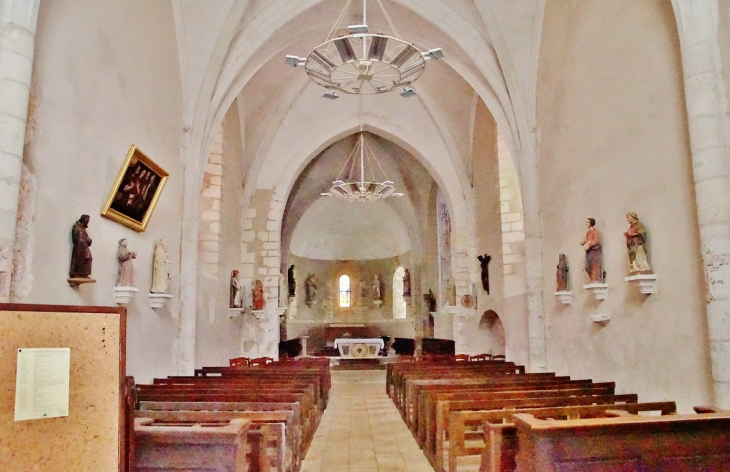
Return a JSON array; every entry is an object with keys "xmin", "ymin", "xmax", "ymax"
[
  {"xmin": 673, "ymin": 0, "xmax": 730, "ymax": 407},
  {"xmin": 0, "ymin": 0, "xmax": 40, "ymax": 301}
]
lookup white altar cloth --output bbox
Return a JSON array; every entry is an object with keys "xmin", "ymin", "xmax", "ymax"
[
  {"xmin": 333, "ymin": 338, "xmax": 385, "ymax": 349},
  {"xmin": 334, "ymin": 338, "xmax": 384, "ymax": 358}
]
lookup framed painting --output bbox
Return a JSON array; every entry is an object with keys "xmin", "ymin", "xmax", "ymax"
[{"xmin": 101, "ymin": 145, "xmax": 169, "ymax": 232}]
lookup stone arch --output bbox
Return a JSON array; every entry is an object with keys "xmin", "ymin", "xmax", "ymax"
[{"xmin": 478, "ymin": 310, "xmax": 506, "ymax": 356}]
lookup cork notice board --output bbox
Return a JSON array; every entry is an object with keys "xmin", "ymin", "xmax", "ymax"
[{"xmin": 0, "ymin": 304, "xmax": 126, "ymax": 471}]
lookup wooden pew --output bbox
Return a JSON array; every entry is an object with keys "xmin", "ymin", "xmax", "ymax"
[
  {"xmin": 136, "ymin": 410, "xmax": 292, "ymax": 472},
  {"xmin": 415, "ymin": 379, "xmax": 608, "ymax": 446},
  {"xmin": 512, "ymin": 410, "xmax": 730, "ymax": 471},
  {"xmin": 423, "ymin": 387, "xmax": 630, "ymax": 471},
  {"xmin": 139, "ymin": 401, "xmax": 303, "ymax": 471},
  {"xmin": 441, "ymin": 401, "xmax": 676, "ymax": 472},
  {"xmin": 132, "ymin": 417, "xmax": 259, "ymax": 472},
  {"xmin": 135, "ymin": 391, "xmax": 317, "ymax": 451}
]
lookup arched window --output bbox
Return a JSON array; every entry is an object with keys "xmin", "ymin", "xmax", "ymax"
[{"xmin": 339, "ymin": 275, "xmax": 351, "ymax": 307}]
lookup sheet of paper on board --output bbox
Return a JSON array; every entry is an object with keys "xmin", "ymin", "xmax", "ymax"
[{"xmin": 14, "ymin": 348, "xmax": 71, "ymax": 421}]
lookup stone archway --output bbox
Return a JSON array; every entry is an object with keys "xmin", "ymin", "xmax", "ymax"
[{"xmin": 477, "ymin": 310, "xmax": 506, "ymax": 356}]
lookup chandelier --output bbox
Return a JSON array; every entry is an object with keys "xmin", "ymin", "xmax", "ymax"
[
  {"xmin": 321, "ymin": 131, "xmax": 403, "ymax": 202},
  {"xmin": 285, "ymin": 0, "xmax": 444, "ymax": 98}
]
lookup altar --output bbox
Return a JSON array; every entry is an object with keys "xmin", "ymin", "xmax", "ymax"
[{"xmin": 334, "ymin": 338, "xmax": 384, "ymax": 358}]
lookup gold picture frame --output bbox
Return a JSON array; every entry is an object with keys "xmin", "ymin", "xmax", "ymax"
[{"xmin": 101, "ymin": 145, "xmax": 169, "ymax": 232}]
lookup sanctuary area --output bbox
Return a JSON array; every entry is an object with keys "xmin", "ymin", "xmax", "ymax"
[{"xmin": 1, "ymin": 0, "xmax": 730, "ymax": 470}]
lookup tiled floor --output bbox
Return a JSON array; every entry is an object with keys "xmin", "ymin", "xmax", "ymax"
[{"xmin": 300, "ymin": 370, "xmax": 435, "ymax": 472}]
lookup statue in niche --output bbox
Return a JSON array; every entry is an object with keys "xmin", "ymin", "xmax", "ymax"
[
  {"xmin": 372, "ymin": 274, "xmax": 382, "ymax": 300},
  {"xmin": 116, "ymin": 239, "xmax": 136, "ymax": 286},
  {"xmin": 478, "ymin": 254, "xmax": 491, "ymax": 294},
  {"xmin": 287, "ymin": 264, "xmax": 296, "ymax": 297},
  {"xmin": 556, "ymin": 254, "xmax": 569, "ymax": 291},
  {"xmin": 230, "ymin": 270, "xmax": 242, "ymax": 308},
  {"xmin": 581, "ymin": 218, "xmax": 603, "ymax": 282},
  {"xmin": 252, "ymin": 279, "xmax": 265, "ymax": 310},
  {"xmin": 447, "ymin": 278, "xmax": 456, "ymax": 306},
  {"xmin": 304, "ymin": 274, "xmax": 317, "ymax": 307},
  {"xmin": 424, "ymin": 289, "xmax": 437, "ymax": 313},
  {"xmin": 69, "ymin": 214, "xmax": 93, "ymax": 279},
  {"xmin": 151, "ymin": 239, "xmax": 171, "ymax": 293},
  {"xmin": 624, "ymin": 212, "xmax": 652, "ymax": 275},
  {"xmin": 403, "ymin": 268, "xmax": 411, "ymax": 297}
]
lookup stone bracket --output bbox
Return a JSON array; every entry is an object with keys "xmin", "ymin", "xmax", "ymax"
[
  {"xmin": 554, "ymin": 291, "xmax": 572, "ymax": 304},
  {"xmin": 114, "ymin": 286, "xmax": 138, "ymax": 306},
  {"xmin": 625, "ymin": 274, "xmax": 657, "ymax": 295},
  {"xmin": 228, "ymin": 307, "xmax": 243, "ymax": 318},
  {"xmin": 68, "ymin": 277, "xmax": 96, "ymax": 287},
  {"xmin": 583, "ymin": 283, "xmax": 608, "ymax": 300},
  {"xmin": 149, "ymin": 293, "xmax": 173, "ymax": 309},
  {"xmin": 591, "ymin": 313, "xmax": 610, "ymax": 323}
]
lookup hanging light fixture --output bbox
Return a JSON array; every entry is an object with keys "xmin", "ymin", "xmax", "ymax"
[
  {"xmin": 285, "ymin": 0, "xmax": 444, "ymax": 98},
  {"xmin": 321, "ymin": 129, "xmax": 403, "ymax": 202}
]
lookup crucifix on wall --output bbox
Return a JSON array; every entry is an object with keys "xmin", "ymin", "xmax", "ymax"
[{"xmin": 478, "ymin": 254, "xmax": 491, "ymax": 295}]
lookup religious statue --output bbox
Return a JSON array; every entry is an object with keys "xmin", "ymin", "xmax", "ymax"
[
  {"xmin": 424, "ymin": 289, "xmax": 437, "ymax": 312},
  {"xmin": 447, "ymin": 278, "xmax": 456, "ymax": 306},
  {"xmin": 403, "ymin": 268, "xmax": 411, "ymax": 297},
  {"xmin": 151, "ymin": 239, "xmax": 171, "ymax": 293},
  {"xmin": 116, "ymin": 239, "xmax": 136, "ymax": 286},
  {"xmin": 372, "ymin": 274, "xmax": 382, "ymax": 300},
  {"xmin": 69, "ymin": 214, "xmax": 93, "ymax": 279},
  {"xmin": 581, "ymin": 218, "xmax": 603, "ymax": 282},
  {"xmin": 252, "ymin": 279, "xmax": 265, "ymax": 310},
  {"xmin": 304, "ymin": 273, "xmax": 317, "ymax": 307},
  {"xmin": 556, "ymin": 254, "xmax": 569, "ymax": 291},
  {"xmin": 624, "ymin": 212, "xmax": 652, "ymax": 275},
  {"xmin": 230, "ymin": 270, "xmax": 242, "ymax": 308},
  {"xmin": 478, "ymin": 254, "xmax": 491, "ymax": 294},
  {"xmin": 287, "ymin": 264, "xmax": 296, "ymax": 297}
]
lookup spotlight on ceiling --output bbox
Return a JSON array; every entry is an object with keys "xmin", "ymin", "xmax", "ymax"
[
  {"xmin": 322, "ymin": 91, "xmax": 340, "ymax": 100},
  {"xmin": 348, "ymin": 24, "xmax": 369, "ymax": 34},
  {"xmin": 285, "ymin": 55, "xmax": 306, "ymax": 67},
  {"xmin": 425, "ymin": 48, "xmax": 445, "ymax": 60},
  {"xmin": 400, "ymin": 87, "xmax": 417, "ymax": 98}
]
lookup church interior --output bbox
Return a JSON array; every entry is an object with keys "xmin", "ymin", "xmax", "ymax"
[{"xmin": 2, "ymin": 0, "xmax": 730, "ymax": 470}]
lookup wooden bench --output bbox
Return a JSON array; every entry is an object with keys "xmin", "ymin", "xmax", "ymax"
[
  {"xmin": 443, "ymin": 401, "xmax": 676, "ymax": 472},
  {"xmin": 423, "ymin": 387, "xmax": 630, "ymax": 471},
  {"xmin": 139, "ymin": 401, "xmax": 303, "ymax": 471},
  {"xmin": 132, "ymin": 417, "xmax": 261, "ymax": 472},
  {"xmin": 135, "ymin": 410, "xmax": 292, "ymax": 472},
  {"xmin": 512, "ymin": 410, "xmax": 730, "ymax": 471}
]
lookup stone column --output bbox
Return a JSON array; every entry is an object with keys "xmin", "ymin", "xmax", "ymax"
[
  {"xmin": 0, "ymin": 0, "xmax": 40, "ymax": 301},
  {"xmin": 672, "ymin": 0, "xmax": 730, "ymax": 407}
]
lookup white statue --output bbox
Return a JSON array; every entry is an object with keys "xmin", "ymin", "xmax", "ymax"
[
  {"xmin": 151, "ymin": 239, "xmax": 171, "ymax": 293},
  {"xmin": 116, "ymin": 238, "xmax": 136, "ymax": 287}
]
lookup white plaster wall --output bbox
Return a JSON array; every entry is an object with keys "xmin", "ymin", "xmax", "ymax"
[
  {"xmin": 23, "ymin": 0, "xmax": 183, "ymax": 383},
  {"xmin": 537, "ymin": 0, "xmax": 712, "ymax": 412}
]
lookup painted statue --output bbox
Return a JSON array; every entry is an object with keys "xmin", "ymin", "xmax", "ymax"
[
  {"xmin": 69, "ymin": 214, "xmax": 93, "ymax": 279},
  {"xmin": 252, "ymin": 279, "xmax": 265, "ymax": 310},
  {"xmin": 116, "ymin": 239, "xmax": 136, "ymax": 286},
  {"xmin": 424, "ymin": 289, "xmax": 437, "ymax": 312},
  {"xmin": 624, "ymin": 212, "xmax": 652, "ymax": 275},
  {"xmin": 581, "ymin": 218, "xmax": 603, "ymax": 282},
  {"xmin": 403, "ymin": 268, "xmax": 411, "ymax": 297},
  {"xmin": 287, "ymin": 264, "xmax": 296, "ymax": 297},
  {"xmin": 478, "ymin": 254, "xmax": 491, "ymax": 294},
  {"xmin": 151, "ymin": 239, "xmax": 171, "ymax": 293},
  {"xmin": 230, "ymin": 270, "xmax": 242, "ymax": 308},
  {"xmin": 556, "ymin": 254, "xmax": 569, "ymax": 291},
  {"xmin": 304, "ymin": 273, "xmax": 317, "ymax": 306},
  {"xmin": 372, "ymin": 274, "xmax": 382, "ymax": 300}
]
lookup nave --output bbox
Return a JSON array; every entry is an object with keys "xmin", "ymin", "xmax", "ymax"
[{"xmin": 300, "ymin": 370, "xmax": 436, "ymax": 472}]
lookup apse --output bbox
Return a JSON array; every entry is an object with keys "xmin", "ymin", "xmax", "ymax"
[{"xmin": 289, "ymin": 197, "xmax": 410, "ymax": 260}]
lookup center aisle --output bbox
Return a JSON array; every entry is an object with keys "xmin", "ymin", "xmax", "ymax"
[{"xmin": 301, "ymin": 370, "xmax": 435, "ymax": 472}]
